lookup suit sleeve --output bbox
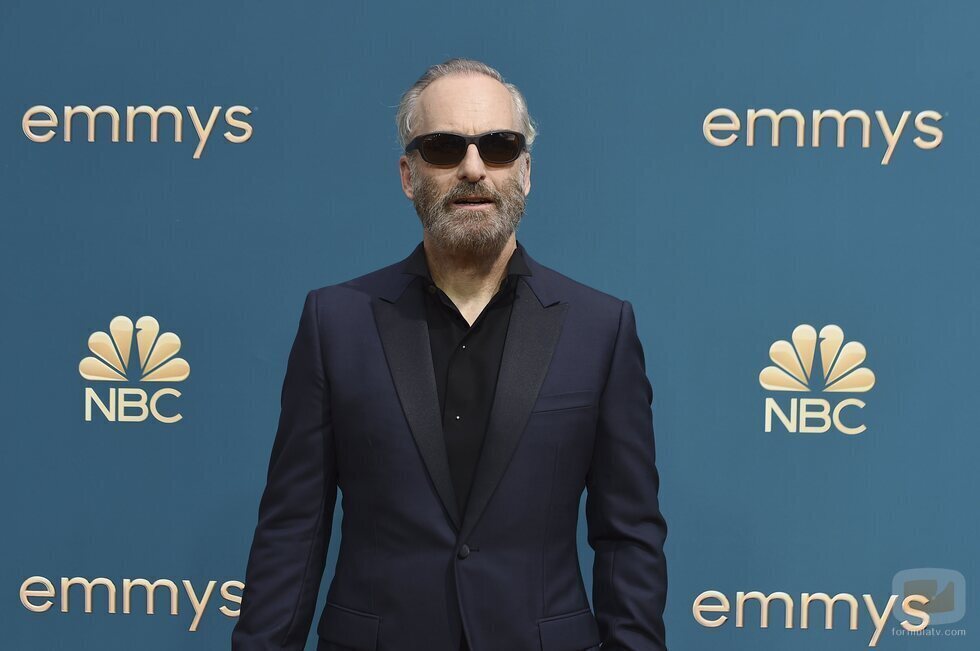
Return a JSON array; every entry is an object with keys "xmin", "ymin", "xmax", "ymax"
[
  {"xmin": 586, "ymin": 300, "xmax": 668, "ymax": 651},
  {"xmin": 232, "ymin": 289, "xmax": 338, "ymax": 650}
]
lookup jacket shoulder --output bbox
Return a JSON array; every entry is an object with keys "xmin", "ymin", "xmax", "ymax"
[
  {"xmin": 527, "ymin": 256, "xmax": 627, "ymax": 313},
  {"xmin": 308, "ymin": 258, "xmax": 410, "ymax": 305}
]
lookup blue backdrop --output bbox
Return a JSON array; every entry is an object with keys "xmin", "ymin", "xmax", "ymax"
[{"xmin": 1, "ymin": 1, "xmax": 975, "ymax": 649}]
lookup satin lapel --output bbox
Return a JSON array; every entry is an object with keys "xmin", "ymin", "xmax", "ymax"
[
  {"xmin": 372, "ymin": 289, "xmax": 461, "ymax": 530},
  {"xmin": 458, "ymin": 278, "xmax": 568, "ymax": 544}
]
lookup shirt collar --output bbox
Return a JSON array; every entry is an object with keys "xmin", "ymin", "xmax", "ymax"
[{"xmin": 403, "ymin": 240, "xmax": 532, "ymax": 280}]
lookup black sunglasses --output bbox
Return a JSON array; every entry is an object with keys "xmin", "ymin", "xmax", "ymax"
[{"xmin": 405, "ymin": 130, "xmax": 527, "ymax": 165}]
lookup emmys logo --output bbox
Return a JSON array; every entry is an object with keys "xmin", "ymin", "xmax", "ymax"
[
  {"xmin": 79, "ymin": 316, "xmax": 189, "ymax": 423},
  {"xmin": 20, "ymin": 574, "xmax": 242, "ymax": 632},
  {"xmin": 759, "ymin": 324, "xmax": 875, "ymax": 435},
  {"xmin": 22, "ymin": 105, "xmax": 253, "ymax": 159},
  {"xmin": 703, "ymin": 108, "xmax": 943, "ymax": 165},
  {"xmin": 693, "ymin": 586, "xmax": 930, "ymax": 648}
]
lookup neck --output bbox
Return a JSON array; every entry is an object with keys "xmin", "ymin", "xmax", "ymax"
[{"xmin": 422, "ymin": 233, "xmax": 517, "ymax": 304}]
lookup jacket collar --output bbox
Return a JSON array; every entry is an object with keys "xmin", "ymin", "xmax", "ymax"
[
  {"xmin": 402, "ymin": 239, "xmax": 532, "ymax": 281},
  {"xmin": 377, "ymin": 239, "xmax": 559, "ymax": 308}
]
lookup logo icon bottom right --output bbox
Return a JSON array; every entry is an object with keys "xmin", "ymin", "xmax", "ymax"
[{"xmin": 892, "ymin": 568, "xmax": 966, "ymax": 625}]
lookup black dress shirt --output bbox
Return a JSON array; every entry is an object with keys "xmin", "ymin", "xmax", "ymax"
[{"xmin": 403, "ymin": 240, "xmax": 533, "ymax": 517}]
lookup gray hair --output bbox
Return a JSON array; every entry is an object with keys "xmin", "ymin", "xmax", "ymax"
[{"xmin": 396, "ymin": 58, "xmax": 537, "ymax": 151}]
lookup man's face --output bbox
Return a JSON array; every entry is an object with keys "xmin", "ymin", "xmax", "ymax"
[{"xmin": 399, "ymin": 73, "xmax": 531, "ymax": 257}]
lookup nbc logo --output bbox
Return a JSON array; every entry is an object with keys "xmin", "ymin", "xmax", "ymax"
[
  {"xmin": 79, "ymin": 316, "xmax": 189, "ymax": 423},
  {"xmin": 759, "ymin": 324, "xmax": 875, "ymax": 435}
]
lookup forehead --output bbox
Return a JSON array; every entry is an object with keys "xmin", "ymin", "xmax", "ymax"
[{"xmin": 414, "ymin": 73, "xmax": 518, "ymax": 136}]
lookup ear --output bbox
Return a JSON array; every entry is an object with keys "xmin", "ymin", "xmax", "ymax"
[
  {"xmin": 399, "ymin": 155, "xmax": 414, "ymax": 200},
  {"xmin": 522, "ymin": 153, "xmax": 531, "ymax": 196}
]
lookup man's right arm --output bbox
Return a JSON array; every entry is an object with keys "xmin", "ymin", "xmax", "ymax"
[{"xmin": 232, "ymin": 289, "xmax": 338, "ymax": 650}]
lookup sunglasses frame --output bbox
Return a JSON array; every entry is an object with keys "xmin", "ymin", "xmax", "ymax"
[{"xmin": 404, "ymin": 130, "xmax": 527, "ymax": 166}]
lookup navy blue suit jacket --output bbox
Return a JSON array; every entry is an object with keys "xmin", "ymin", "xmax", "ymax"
[{"xmin": 232, "ymin": 241, "xmax": 668, "ymax": 651}]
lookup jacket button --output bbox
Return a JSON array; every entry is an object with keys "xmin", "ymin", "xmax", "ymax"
[{"xmin": 457, "ymin": 544, "xmax": 471, "ymax": 559}]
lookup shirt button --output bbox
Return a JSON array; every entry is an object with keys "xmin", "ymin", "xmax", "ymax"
[
  {"xmin": 461, "ymin": 344, "xmax": 466, "ymax": 349},
  {"xmin": 427, "ymin": 284, "xmax": 437, "ymax": 294},
  {"xmin": 458, "ymin": 544, "xmax": 471, "ymax": 559},
  {"xmin": 455, "ymin": 415, "xmax": 461, "ymax": 420}
]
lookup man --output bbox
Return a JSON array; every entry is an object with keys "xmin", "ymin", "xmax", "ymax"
[{"xmin": 232, "ymin": 58, "xmax": 668, "ymax": 651}]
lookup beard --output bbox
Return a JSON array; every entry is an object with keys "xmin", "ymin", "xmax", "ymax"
[{"xmin": 409, "ymin": 162, "xmax": 526, "ymax": 258}]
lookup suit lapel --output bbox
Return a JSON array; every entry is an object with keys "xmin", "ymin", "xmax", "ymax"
[
  {"xmin": 370, "ymin": 242, "xmax": 566, "ymax": 539},
  {"xmin": 458, "ymin": 277, "xmax": 568, "ymax": 544},
  {"xmin": 373, "ymin": 287, "xmax": 461, "ymax": 530}
]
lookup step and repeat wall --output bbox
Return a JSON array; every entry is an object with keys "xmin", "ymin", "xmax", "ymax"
[{"xmin": 1, "ymin": 1, "xmax": 975, "ymax": 649}]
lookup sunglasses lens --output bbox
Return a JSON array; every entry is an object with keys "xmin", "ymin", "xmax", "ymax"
[
  {"xmin": 420, "ymin": 134, "xmax": 467, "ymax": 165},
  {"xmin": 413, "ymin": 132, "xmax": 524, "ymax": 165},
  {"xmin": 479, "ymin": 132, "xmax": 523, "ymax": 163}
]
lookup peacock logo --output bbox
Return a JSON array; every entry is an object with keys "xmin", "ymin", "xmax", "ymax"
[
  {"xmin": 759, "ymin": 324, "xmax": 875, "ymax": 393},
  {"xmin": 760, "ymin": 324, "xmax": 874, "ymax": 435},
  {"xmin": 80, "ymin": 316, "xmax": 189, "ymax": 423}
]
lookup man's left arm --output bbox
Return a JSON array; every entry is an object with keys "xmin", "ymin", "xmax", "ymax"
[{"xmin": 586, "ymin": 299, "xmax": 668, "ymax": 650}]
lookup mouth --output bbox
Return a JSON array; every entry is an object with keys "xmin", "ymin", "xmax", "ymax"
[{"xmin": 451, "ymin": 196, "xmax": 495, "ymax": 208}]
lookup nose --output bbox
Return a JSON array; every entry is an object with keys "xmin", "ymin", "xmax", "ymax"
[{"xmin": 456, "ymin": 143, "xmax": 486, "ymax": 183}]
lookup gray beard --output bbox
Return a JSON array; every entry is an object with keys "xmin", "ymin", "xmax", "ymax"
[{"xmin": 410, "ymin": 165, "xmax": 526, "ymax": 258}]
